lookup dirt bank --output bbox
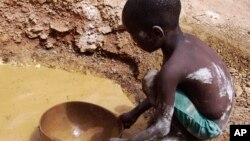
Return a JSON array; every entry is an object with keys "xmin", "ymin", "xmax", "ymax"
[{"xmin": 0, "ymin": 0, "xmax": 249, "ymax": 140}]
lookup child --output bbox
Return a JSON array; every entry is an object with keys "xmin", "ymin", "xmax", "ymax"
[{"xmin": 109, "ymin": 0, "xmax": 234, "ymax": 140}]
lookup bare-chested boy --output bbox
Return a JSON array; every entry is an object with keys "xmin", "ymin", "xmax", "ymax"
[{"xmin": 109, "ymin": 0, "xmax": 234, "ymax": 140}]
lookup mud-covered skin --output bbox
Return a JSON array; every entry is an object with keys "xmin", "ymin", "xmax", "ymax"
[
  {"xmin": 159, "ymin": 33, "xmax": 234, "ymax": 121},
  {"xmin": 110, "ymin": 36, "xmax": 234, "ymax": 141},
  {"xmin": 110, "ymin": 33, "xmax": 234, "ymax": 141},
  {"xmin": 109, "ymin": 0, "xmax": 234, "ymax": 140}
]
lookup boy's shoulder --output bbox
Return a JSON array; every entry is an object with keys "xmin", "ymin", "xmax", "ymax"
[
  {"xmin": 162, "ymin": 33, "xmax": 220, "ymax": 78},
  {"xmin": 175, "ymin": 33, "xmax": 217, "ymax": 59}
]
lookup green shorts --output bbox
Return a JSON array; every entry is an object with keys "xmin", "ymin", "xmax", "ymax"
[{"xmin": 174, "ymin": 90, "xmax": 222, "ymax": 139}]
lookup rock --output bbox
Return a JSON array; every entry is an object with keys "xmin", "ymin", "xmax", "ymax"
[
  {"xmin": 4, "ymin": 14, "xmax": 15, "ymax": 22},
  {"xmin": 39, "ymin": 32, "xmax": 49, "ymax": 40},
  {"xmin": 75, "ymin": 33, "xmax": 103, "ymax": 53},
  {"xmin": 0, "ymin": 2, "xmax": 3, "ymax": 8},
  {"xmin": 103, "ymin": 0, "xmax": 123, "ymax": 8},
  {"xmin": 30, "ymin": 26, "xmax": 44, "ymax": 33},
  {"xmin": 44, "ymin": 38, "xmax": 56, "ymax": 49},
  {"xmin": 96, "ymin": 34, "xmax": 104, "ymax": 42},
  {"xmin": 50, "ymin": 22, "xmax": 70, "ymax": 33},
  {"xmin": 80, "ymin": 44, "xmax": 97, "ymax": 53},
  {"xmin": 37, "ymin": 0, "xmax": 47, "ymax": 4},
  {"xmin": 26, "ymin": 31, "xmax": 39, "ymax": 39},
  {"xmin": 236, "ymin": 97, "xmax": 246, "ymax": 105},
  {"xmin": 30, "ymin": 0, "xmax": 47, "ymax": 4},
  {"xmin": 247, "ymin": 82, "xmax": 250, "ymax": 87},
  {"xmin": 89, "ymin": 0, "xmax": 98, "ymax": 6},
  {"xmin": 229, "ymin": 67, "xmax": 237, "ymax": 73},
  {"xmin": 88, "ymin": 24, "xmax": 95, "ymax": 29},
  {"xmin": 75, "ymin": 39, "xmax": 96, "ymax": 53},
  {"xmin": 13, "ymin": 33, "xmax": 22, "ymax": 43},
  {"xmin": 29, "ymin": 14, "xmax": 38, "ymax": 24},
  {"xmin": 80, "ymin": 2, "xmax": 101, "ymax": 21},
  {"xmin": 46, "ymin": 0, "xmax": 58, "ymax": 3},
  {"xmin": 0, "ymin": 34, "xmax": 10, "ymax": 43},
  {"xmin": 76, "ymin": 26, "xmax": 84, "ymax": 35},
  {"xmin": 21, "ymin": 7, "xmax": 30, "ymax": 13},
  {"xmin": 98, "ymin": 26, "xmax": 112, "ymax": 34},
  {"xmin": 0, "ymin": 58, "xmax": 3, "ymax": 65},
  {"xmin": 242, "ymin": 73, "xmax": 247, "ymax": 78},
  {"xmin": 248, "ymin": 75, "xmax": 250, "ymax": 79},
  {"xmin": 65, "ymin": 0, "xmax": 75, "ymax": 3},
  {"xmin": 235, "ymin": 85, "xmax": 243, "ymax": 97},
  {"xmin": 243, "ymin": 87, "xmax": 250, "ymax": 95},
  {"xmin": 25, "ymin": 26, "xmax": 44, "ymax": 39}
]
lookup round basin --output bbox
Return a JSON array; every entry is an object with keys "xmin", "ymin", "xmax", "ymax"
[{"xmin": 39, "ymin": 101, "xmax": 123, "ymax": 141}]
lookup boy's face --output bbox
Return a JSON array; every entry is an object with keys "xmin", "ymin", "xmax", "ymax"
[{"xmin": 126, "ymin": 26, "xmax": 161, "ymax": 52}]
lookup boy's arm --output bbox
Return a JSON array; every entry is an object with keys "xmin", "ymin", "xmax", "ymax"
[
  {"xmin": 110, "ymin": 65, "xmax": 180, "ymax": 141},
  {"xmin": 127, "ymin": 65, "xmax": 179, "ymax": 141},
  {"xmin": 119, "ymin": 99, "xmax": 152, "ymax": 128},
  {"xmin": 120, "ymin": 69, "xmax": 158, "ymax": 129},
  {"xmin": 131, "ymin": 99, "xmax": 152, "ymax": 117},
  {"xmin": 156, "ymin": 65, "xmax": 178, "ymax": 119}
]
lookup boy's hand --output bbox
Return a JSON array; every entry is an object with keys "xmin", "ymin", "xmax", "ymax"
[
  {"xmin": 119, "ymin": 112, "xmax": 137, "ymax": 129},
  {"xmin": 108, "ymin": 138, "xmax": 128, "ymax": 141}
]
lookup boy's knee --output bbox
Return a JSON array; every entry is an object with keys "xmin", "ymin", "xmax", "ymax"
[
  {"xmin": 142, "ymin": 69, "xmax": 158, "ymax": 104},
  {"xmin": 142, "ymin": 69, "xmax": 158, "ymax": 94},
  {"xmin": 155, "ymin": 117, "xmax": 171, "ymax": 138}
]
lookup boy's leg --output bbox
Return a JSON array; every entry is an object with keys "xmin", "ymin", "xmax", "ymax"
[
  {"xmin": 142, "ymin": 70, "xmax": 226, "ymax": 140},
  {"xmin": 143, "ymin": 70, "xmax": 197, "ymax": 141},
  {"xmin": 174, "ymin": 90, "xmax": 222, "ymax": 140},
  {"xmin": 142, "ymin": 69, "xmax": 158, "ymax": 106}
]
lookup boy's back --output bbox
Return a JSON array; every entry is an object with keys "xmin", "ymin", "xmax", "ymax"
[{"xmin": 164, "ymin": 33, "xmax": 233, "ymax": 128}]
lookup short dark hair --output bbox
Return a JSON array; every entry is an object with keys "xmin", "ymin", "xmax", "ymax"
[{"xmin": 122, "ymin": 0, "xmax": 181, "ymax": 31}]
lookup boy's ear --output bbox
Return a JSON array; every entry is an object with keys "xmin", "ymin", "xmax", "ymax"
[{"xmin": 152, "ymin": 26, "xmax": 164, "ymax": 38}]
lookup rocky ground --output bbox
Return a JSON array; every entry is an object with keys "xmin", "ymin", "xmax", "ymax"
[{"xmin": 0, "ymin": 0, "xmax": 249, "ymax": 140}]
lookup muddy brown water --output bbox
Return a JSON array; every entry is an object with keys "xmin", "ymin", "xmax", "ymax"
[{"xmin": 0, "ymin": 65, "xmax": 146, "ymax": 141}]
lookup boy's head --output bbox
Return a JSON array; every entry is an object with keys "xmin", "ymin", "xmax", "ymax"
[{"xmin": 122, "ymin": 0, "xmax": 181, "ymax": 52}]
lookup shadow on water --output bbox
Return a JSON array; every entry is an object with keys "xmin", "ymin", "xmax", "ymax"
[{"xmin": 30, "ymin": 127, "xmax": 41, "ymax": 141}]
